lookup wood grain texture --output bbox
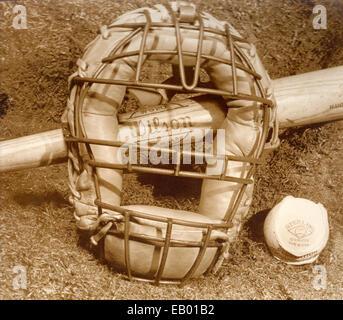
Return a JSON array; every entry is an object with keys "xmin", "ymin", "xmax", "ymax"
[
  {"xmin": 275, "ymin": 65, "xmax": 343, "ymax": 128},
  {"xmin": 0, "ymin": 129, "xmax": 67, "ymax": 172}
]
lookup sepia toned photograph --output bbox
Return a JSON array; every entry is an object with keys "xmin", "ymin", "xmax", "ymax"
[{"xmin": 0, "ymin": 0, "xmax": 342, "ymax": 302}]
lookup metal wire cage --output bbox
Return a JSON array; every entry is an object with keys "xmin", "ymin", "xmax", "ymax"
[{"xmin": 64, "ymin": 3, "xmax": 277, "ymax": 286}]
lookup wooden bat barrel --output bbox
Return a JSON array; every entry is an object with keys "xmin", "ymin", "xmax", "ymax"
[{"xmin": 274, "ymin": 65, "xmax": 343, "ymax": 128}]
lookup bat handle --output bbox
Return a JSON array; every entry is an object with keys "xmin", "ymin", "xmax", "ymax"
[{"xmin": 0, "ymin": 129, "xmax": 68, "ymax": 173}]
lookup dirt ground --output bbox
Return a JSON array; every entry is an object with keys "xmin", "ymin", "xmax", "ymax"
[{"xmin": 0, "ymin": 0, "xmax": 342, "ymax": 300}]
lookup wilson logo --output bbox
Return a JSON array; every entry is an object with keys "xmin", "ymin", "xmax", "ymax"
[{"xmin": 126, "ymin": 116, "xmax": 192, "ymax": 142}]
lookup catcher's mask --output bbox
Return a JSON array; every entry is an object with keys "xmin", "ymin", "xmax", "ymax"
[{"xmin": 62, "ymin": 2, "xmax": 279, "ymax": 286}]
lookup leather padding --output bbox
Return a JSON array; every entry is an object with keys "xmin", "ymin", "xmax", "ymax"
[{"xmin": 104, "ymin": 205, "xmax": 228, "ymax": 279}]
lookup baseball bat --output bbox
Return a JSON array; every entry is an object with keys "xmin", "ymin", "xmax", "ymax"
[{"xmin": 1, "ymin": 65, "xmax": 343, "ymax": 173}]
